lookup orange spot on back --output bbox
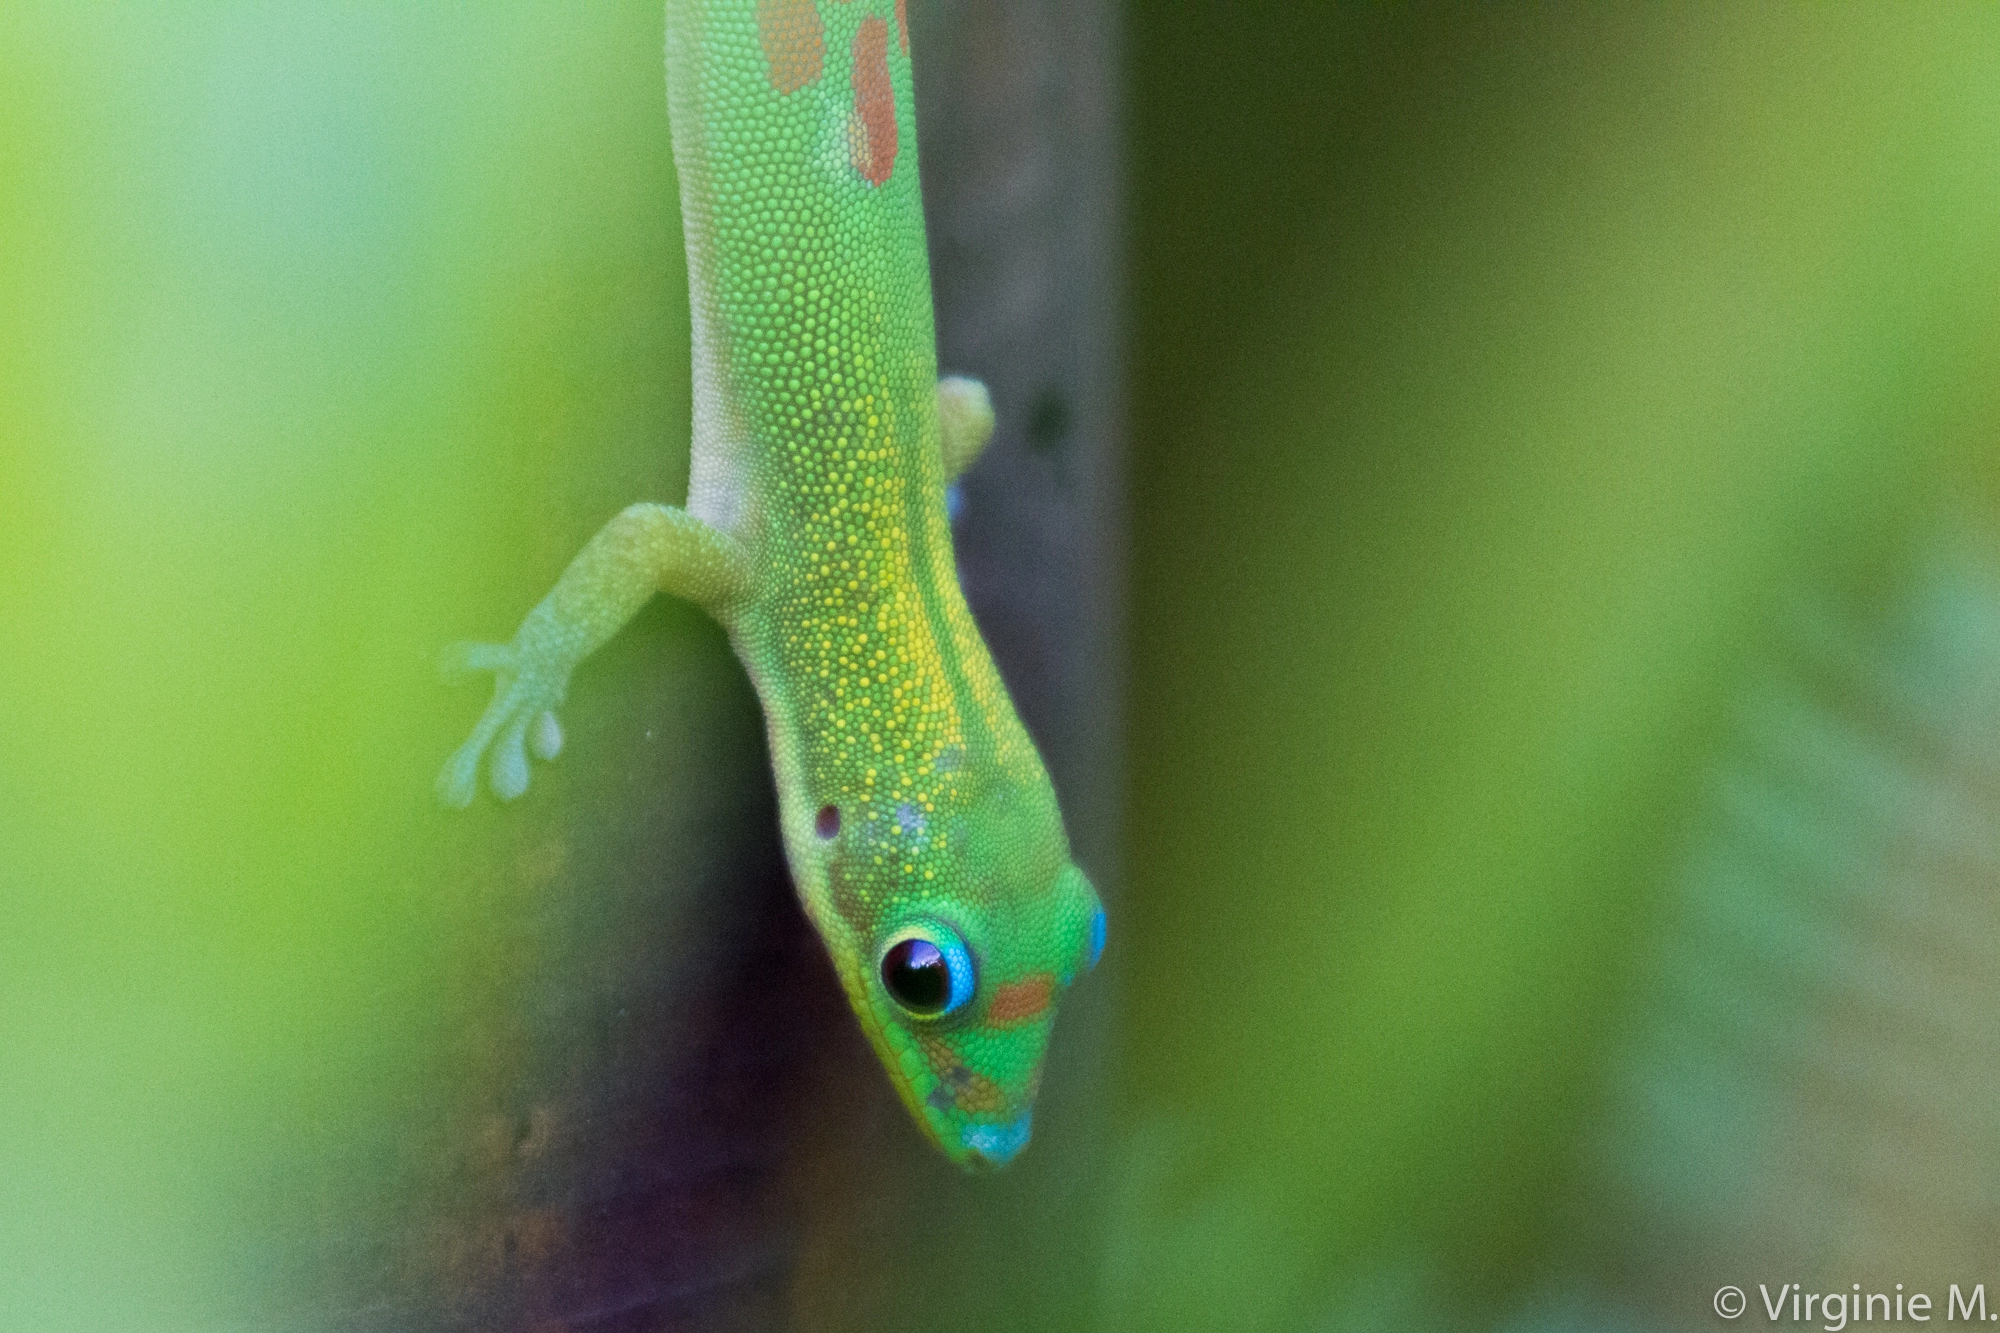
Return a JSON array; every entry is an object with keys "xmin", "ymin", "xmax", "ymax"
[
  {"xmin": 757, "ymin": 0, "xmax": 825, "ymax": 94},
  {"xmin": 847, "ymin": 15, "xmax": 898, "ymax": 186},
  {"xmin": 987, "ymin": 973, "xmax": 1055, "ymax": 1025}
]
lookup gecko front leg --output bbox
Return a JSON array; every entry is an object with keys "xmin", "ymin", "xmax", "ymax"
[
  {"xmin": 437, "ymin": 502, "xmax": 751, "ymax": 807},
  {"xmin": 937, "ymin": 376, "xmax": 995, "ymax": 483}
]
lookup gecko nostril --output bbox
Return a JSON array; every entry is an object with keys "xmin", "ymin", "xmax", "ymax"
[{"xmin": 816, "ymin": 804, "xmax": 840, "ymax": 839}]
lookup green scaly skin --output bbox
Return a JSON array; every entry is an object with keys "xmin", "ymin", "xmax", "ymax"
[{"xmin": 437, "ymin": 0, "xmax": 1103, "ymax": 1171}]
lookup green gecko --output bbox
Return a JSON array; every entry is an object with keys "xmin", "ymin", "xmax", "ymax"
[{"xmin": 438, "ymin": 0, "xmax": 1103, "ymax": 1171}]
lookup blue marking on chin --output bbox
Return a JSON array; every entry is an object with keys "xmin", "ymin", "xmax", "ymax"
[
  {"xmin": 962, "ymin": 1111, "xmax": 1033, "ymax": 1166},
  {"xmin": 945, "ymin": 482, "xmax": 966, "ymax": 524},
  {"xmin": 1085, "ymin": 907, "xmax": 1107, "ymax": 972}
]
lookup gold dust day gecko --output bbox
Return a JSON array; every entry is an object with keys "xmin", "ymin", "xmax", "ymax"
[{"xmin": 437, "ymin": 0, "xmax": 1104, "ymax": 1171}]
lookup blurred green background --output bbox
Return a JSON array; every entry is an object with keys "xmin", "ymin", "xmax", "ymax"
[
  {"xmin": 1116, "ymin": 7, "xmax": 2000, "ymax": 1330},
  {"xmin": 5, "ymin": 4, "xmax": 2000, "ymax": 1331},
  {"xmin": 2, "ymin": 6, "xmax": 707, "ymax": 1328}
]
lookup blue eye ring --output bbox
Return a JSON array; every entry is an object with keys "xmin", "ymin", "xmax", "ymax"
[
  {"xmin": 1084, "ymin": 906, "xmax": 1107, "ymax": 973},
  {"xmin": 879, "ymin": 922, "xmax": 976, "ymax": 1018}
]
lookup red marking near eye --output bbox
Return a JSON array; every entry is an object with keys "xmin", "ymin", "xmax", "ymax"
[
  {"xmin": 846, "ymin": 16, "xmax": 898, "ymax": 185},
  {"xmin": 986, "ymin": 973, "xmax": 1055, "ymax": 1024},
  {"xmin": 896, "ymin": 0, "xmax": 909, "ymax": 54},
  {"xmin": 757, "ymin": 0, "xmax": 825, "ymax": 94}
]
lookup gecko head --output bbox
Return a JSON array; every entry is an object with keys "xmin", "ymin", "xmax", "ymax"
[{"xmin": 799, "ymin": 779, "xmax": 1106, "ymax": 1172}]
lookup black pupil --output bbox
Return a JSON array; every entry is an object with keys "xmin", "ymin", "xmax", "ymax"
[{"xmin": 882, "ymin": 938, "xmax": 949, "ymax": 1013}]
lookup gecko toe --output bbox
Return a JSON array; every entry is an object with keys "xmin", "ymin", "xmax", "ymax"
[
  {"xmin": 489, "ymin": 711, "xmax": 534, "ymax": 801},
  {"xmin": 436, "ymin": 741, "xmax": 484, "ymax": 810},
  {"xmin": 530, "ymin": 710, "xmax": 564, "ymax": 762},
  {"xmin": 439, "ymin": 640, "xmax": 513, "ymax": 680}
]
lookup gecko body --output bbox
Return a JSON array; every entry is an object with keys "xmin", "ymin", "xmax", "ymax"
[{"xmin": 439, "ymin": 0, "xmax": 1102, "ymax": 1171}]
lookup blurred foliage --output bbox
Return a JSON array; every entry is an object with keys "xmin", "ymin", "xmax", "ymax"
[
  {"xmin": 1588, "ymin": 528, "xmax": 2000, "ymax": 1302},
  {"xmin": 0, "ymin": 4, "xmax": 694, "ymax": 1328},
  {"xmin": 1117, "ymin": 5, "xmax": 2000, "ymax": 1330}
]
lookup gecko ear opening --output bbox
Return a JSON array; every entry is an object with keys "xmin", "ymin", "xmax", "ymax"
[
  {"xmin": 815, "ymin": 804, "xmax": 840, "ymax": 839},
  {"xmin": 1085, "ymin": 907, "xmax": 1107, "ymax": 973}
]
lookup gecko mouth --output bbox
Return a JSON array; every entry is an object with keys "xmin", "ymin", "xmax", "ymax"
[{"xmin": 960, "ymin": 1110, "xmax": 1033, "ymax": 1169}]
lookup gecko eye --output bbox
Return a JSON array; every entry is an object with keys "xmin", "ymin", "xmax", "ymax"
[{"xmin": 880, "ymin": 924, "xmax": 975, "ymax": 1018}]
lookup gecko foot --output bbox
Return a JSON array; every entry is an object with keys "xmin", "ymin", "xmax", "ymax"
[{"xmin": 436, "ymin": 636, "xmax": 571, "ymax": 808}]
